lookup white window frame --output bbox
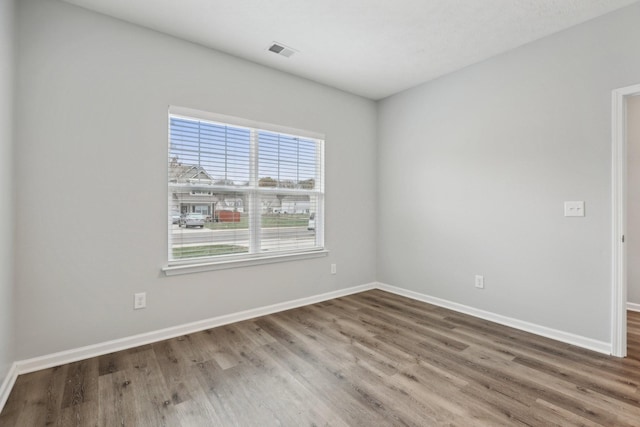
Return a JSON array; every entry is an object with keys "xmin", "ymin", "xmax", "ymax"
[{"xmin": 163, "ymin": 106, "xmax": 327, "ymax": 275}]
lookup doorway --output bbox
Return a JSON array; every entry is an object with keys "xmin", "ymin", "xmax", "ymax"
[
  {"xmin": 626, "ymin": 95, "xmax": 640, "ymax": 359},
  {"xmin": 612, "ymin": 84, "xmax": 640, "ymax": 357}
]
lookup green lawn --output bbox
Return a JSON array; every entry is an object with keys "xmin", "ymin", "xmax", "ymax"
[
  {"xmin": 172, "ymin": 244, "xmax": 248, "ymax": 259},
  {"xmin": 204, "ymin": 214, "xmax": 309, "ymax": 230},
  {"xmin": 262, "ymin": 214, "xmax": 309, "ymax": 227}
]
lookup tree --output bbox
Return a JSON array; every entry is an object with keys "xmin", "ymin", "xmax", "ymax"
[
  {"xmin": 259, "ymin": 177, "xmax": 277, "ymax": 187},
  {"xmin": 298, "ymin": 178, "xmax": 315, "ymax": 189}
]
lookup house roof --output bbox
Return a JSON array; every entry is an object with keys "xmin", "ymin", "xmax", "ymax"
[{"xmin": 168, "ymin": 160, "xmax": 213, "ymax": 183}]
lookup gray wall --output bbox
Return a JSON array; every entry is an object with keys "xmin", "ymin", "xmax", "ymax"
[
  {"xmin": 0, "ymin": 0, "xmax": 15, "ymax": 382},
  {"xmin": 377, "ymin": 3, "xmax": 640, "ymax": 342},
  {"xmin": 14, "ymin": 0, "xmax": 377, "ymax": 360},
  {"xmin": 628, "ymin": 95, "xmax": 640, "ymax": 305}
]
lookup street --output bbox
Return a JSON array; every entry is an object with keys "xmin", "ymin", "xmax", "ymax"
[{"xmin": 171, "ymin": 225, "xmax": 315, "ymax": 249}]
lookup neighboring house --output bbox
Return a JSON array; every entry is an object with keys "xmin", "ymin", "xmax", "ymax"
[
  {"xmin": 170, "ymin": 159, "xmax": 312, "ymax": 216},
  {"xmin": 279, "ymin": 196, "xmax": 311, "ymax": 214},
  {"xmin": 261, "ymin": 195, "xmax": 311, "ymax": 214},
  {"xmin": 168, "ymin": 159, "xmax": 245, "ymax": 216},
  {"xmin": 168, "ymin": 159, "xmax": 216, "ymax": 215}
]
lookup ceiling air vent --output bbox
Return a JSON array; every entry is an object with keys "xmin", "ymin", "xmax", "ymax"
[{"xmin": 268, "ymin": 42, "xmax": 296, "ymax": 58}]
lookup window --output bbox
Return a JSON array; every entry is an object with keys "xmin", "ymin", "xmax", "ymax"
[{"xmin": 167, "ymin": 107, "xmax": 325, "ymax": 270}]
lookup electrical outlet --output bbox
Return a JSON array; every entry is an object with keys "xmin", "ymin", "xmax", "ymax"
[
  {"xmin": 475, "ymin": 275, "xmax": 484, "ymax": 289},
  {"xmin": 134, "ymin": 292, "xmax": 146, "ymax": 309},
  {"xmin": 331, "ymin": 263, "xmax": 337, "ymax": 275},
  {"xmin": 564, "ymin": 201, "xmax": 585, "ymax": 217}
]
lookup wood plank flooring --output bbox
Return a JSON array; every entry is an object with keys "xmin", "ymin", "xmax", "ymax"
[
  {"xmin": 2, "ymin": 290, "xmax": 640, "ymax": 426},
  {"xmin": 629, "ymin": 310, "xmax": 640, "ymax": 362}
]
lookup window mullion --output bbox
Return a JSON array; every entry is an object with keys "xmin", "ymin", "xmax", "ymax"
[
  {"xmin": 249, "ymin": 129, "xmax": 260, "ymax": 253},
  {"xmin": 316, "ymin": 141, "xmax": 325, "ymax": 248}
]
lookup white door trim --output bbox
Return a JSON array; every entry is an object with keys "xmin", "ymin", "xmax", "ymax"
[{"xmin": 611, "ymin": 83, "xmax": 640, "ymax": 357}]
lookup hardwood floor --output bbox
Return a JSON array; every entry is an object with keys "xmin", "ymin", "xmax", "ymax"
[
  {"xmin": 2, "ymin": 290, "xmax": 640, "ymax": 426},
  {"xmin": 629, "ymin": 310, "xmax": 640, "ymax": 362}
]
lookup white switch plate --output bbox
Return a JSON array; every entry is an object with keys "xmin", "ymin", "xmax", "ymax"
[
  {"xmin": 564, "ymin": 201, "xmax": 585, "ymax": 217},
  {"xmin": 475, "ymin": 275, "xmax": 484, "ymax": 289},
  {"xmin": 134, "ymin": 292, "xmax": 146, "ymax": 309},
  {"xmin": 331, "ymin": 263, "xmax": 337, "ymax": 275}
]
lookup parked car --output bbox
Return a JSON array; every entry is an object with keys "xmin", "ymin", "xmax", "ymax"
[
  {"xmin": 179, "ymin": 213, "xmax": 205, "ymax": 228},
  {"xmin": 171, "ymin": 211, "xmax": 181, "ymax": 224},
  {"xmin": 307, "ymin": 212, "xmax": 316, "ymax": 230}
]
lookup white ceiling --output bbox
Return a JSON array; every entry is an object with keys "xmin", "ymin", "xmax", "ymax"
[{"xmin": 62, "ymin": 0, "xmax": 638, "ymax": 100}]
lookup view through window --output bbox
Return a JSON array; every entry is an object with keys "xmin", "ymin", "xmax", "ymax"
[{"xmin": 168, "ymin": 109, "xmax": 324, "ymax": 263}]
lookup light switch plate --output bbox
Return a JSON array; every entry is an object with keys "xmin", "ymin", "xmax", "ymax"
[
  {"xmin": 134, "ymin": 292, "xmax": 146, "ymax": 309},
  {"xmin": 564, "ymin": 201, "xmax": 585, "ymax": 217}
]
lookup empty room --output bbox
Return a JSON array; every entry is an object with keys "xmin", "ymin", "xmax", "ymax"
[{"xmin": 2, "ymin": 0, "xmax": 640, "ymax": 425}]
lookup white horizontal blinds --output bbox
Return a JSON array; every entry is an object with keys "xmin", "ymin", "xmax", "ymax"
[
  {"xmin": 200, "ymin": 121, "xmax": 251, "ymax": 185},
  {"xmin": 169, "ymin": 116, "xmax": 251, "ymax": 260},
  {"xmin": 258, "ymin": 194, "xmax": 319, "ymax": 252},
  {"xmin": 169, "ymin": 116, "xmax": 251, "ymax": 184},
  {"xmin": 168, "ymin": 109, "xmax": 324, "ymax": 263},
  {"xmin": 257, "ymin": 131, "xmax": 322, "ymax": 253}
]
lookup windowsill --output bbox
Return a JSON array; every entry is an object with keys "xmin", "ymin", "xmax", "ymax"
[{"xmin": 162, "ymin": 249, "xmax": 329, "ymax": 276}]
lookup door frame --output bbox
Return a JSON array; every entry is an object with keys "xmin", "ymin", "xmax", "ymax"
[{"xmin": 611, "ymin": 83, "xmax": 640, "ymax": 357}]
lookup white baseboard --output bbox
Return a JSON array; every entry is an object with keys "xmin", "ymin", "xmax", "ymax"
[
  {"xmin": 376, "ymin": 282, "xmax": 612, "ymax": 355},
  {"xmin": 15, "ymin": 283, "xmax": 376, "ymax": 377},
  {"xmin": 0, "ymin": 362, "xmax": 18, "ymax": 413},
  {"xmin": 628, "ymin": 302, "xmax": 640, "ymax": 312}
]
